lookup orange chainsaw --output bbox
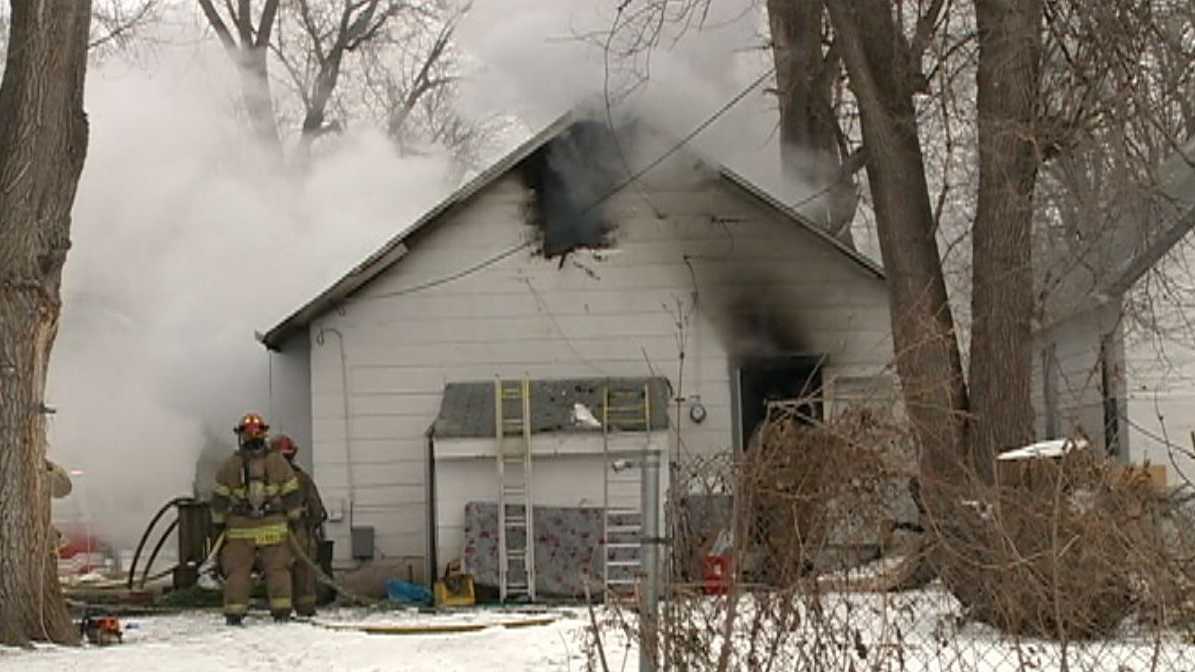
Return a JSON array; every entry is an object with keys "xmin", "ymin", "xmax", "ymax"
[{"xmin": 80, "ymin": 614, "xmax": 123, "ymax": 646}]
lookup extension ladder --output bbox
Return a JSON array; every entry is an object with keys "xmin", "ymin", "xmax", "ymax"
[
  {"xmin": 602, "ymin": 381, "xmax": 652, "ymax": 601},
  {"xmin": 494, "ymin": 377, "xmax": 536, "ymax": 602}
]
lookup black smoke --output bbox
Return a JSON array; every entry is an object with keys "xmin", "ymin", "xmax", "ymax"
[
  {"xmin": 702, "ymin": 264, "xmax": 815, "ymax": 360},
  {"xmin": 521, "ymin": 119, "xmax": 624, "ymax": 259}
]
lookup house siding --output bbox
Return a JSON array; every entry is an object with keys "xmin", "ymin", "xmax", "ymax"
[
  {"xmin": 306, "ymin": 170, "xmax": 895, "ymax": 569},
  {"xmin": 269, "ymin": 330, "xmax": 313, "ymax": 474},
  {"xmin": 1031, "ymin": 302, "xmax": 1127, "ymax": 456},
  {"xmin": 1125, "ymin": 333, "xmax": 1195, "ymax": 486}
]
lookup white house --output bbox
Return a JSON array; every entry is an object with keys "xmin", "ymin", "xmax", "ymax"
[
  {"xmin": 257, "ymin": 113, "xmax": 899, "ymax": 587},
  {"xmin": 1030, "ymin": 137, "xmax": 1195, "ymax": 486}
]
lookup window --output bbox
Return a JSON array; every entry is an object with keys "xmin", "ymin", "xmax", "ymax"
[{"xmin": 828, "ymin": 374, "xmax": 896, "ymax": 419}]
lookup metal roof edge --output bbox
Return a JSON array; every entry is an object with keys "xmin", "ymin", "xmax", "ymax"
[
  {"xmin": 716, "ymin": 165, "xmax": 886, "ymax": 281},
  {"xmin": 258, "ymin": 111, "xmax": 576, "ymax": 350}
]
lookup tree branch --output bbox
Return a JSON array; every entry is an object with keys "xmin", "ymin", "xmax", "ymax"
[
  {"xmin": 291, "ymin": 1, "xmax": 323, "ymax": 61},
  {"xmin": 910, "ymin": 0, "xmax": 949, "ymax": 63},
  {"xmin": 197, "ymin": 0, "xmax": 239, "ymax": 53},
  {"xmin": 89, "ymin": 0, "xmax": 157, "ymax": 51},
  {"xmin": 256, "ymin": 0, "xmax": 281, "ymax": 48}
]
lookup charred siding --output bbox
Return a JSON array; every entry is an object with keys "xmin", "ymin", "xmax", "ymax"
[{"xmin": 520, "ymin": 120, "xmax": 623, "ymax": 259}]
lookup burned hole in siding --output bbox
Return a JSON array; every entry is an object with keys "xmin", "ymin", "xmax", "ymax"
[{"xmin": 521, "ymin": 120, "xmax": 624, "ymax": 261}]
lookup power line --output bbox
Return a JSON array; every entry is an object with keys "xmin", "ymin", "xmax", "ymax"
[
  {"xmin": 356, "ymin": 64, "xmax": 778, "ymax": 303},
  {"xmin": 594, "ymin": 65, "xmax": 777, "ymax": 214},
  {"xmin": 362, "ymin": 241, "xmax": 532, "ymax": 301}
]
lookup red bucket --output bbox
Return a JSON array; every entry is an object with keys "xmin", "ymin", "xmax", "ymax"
[{"xmin": 702, "ymin": 555, "xmax": 733, "ymax": 595}]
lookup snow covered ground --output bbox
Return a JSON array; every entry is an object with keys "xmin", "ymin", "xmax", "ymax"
[
  {"xmin": 0, "ymin": 608, "xmax": 591, "ymax": 672},
  {"xmin": 2, "ymin": 593, "xmax": 1193, "ymax": 671}
]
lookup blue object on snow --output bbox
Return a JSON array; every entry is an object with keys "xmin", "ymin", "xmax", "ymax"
[{"xmin": 385, "ymin": 579, "xmax": 433, "ymax": 606}]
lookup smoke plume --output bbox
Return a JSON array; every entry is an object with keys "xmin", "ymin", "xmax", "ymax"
[{"xmin": 46, "ymin": 41, "xmax": 451, "ymax": 551}]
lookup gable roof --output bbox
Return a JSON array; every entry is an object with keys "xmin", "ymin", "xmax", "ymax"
[
  {"xmin": 259, "ymin": 112, "xmax": 885, "ymax": 350},
  {"xmin": 1035, "ymin": 137, "xmax": 1195, "ymax": 332}
]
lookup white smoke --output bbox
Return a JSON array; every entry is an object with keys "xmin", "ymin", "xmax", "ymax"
[
  {"xmin": 46, "ymin": 40, "xmax": 452, "ymax": 550},
  {"xmin": 454, "ymin": 0, "xmax": 790, "ymax": 191}
]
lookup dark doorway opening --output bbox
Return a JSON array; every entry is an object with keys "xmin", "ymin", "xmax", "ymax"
[{"xmin": 735, "ymin": 355, "xmax": 824, "ymax": 451}]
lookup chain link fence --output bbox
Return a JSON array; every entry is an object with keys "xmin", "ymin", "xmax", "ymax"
[{"xmin": 579, "ymin": 405, "xmax": 1195, "ymax": 671}]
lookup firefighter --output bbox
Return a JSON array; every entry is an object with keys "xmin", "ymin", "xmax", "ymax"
[
  {"xmin": 45, "ymin": 458, "xmax": 72, "ymax": 558},
  {"xmin": 270, "ymin": 434, "xmax": 327, "ymax": 617},
  {"xmin": 210, "ymin": 413, "xmax": 303, "ymax": 625}
]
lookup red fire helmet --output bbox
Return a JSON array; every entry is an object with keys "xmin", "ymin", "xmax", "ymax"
[{"xmin": 271, "ymin": 434, "xmax": 298, "ymax": 460}]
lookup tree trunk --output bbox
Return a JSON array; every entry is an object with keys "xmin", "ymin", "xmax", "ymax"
[
  {"xmin": 237, "ymin": 46, "xmax": 282, "ymax": 154},
  {"xmin": 0, "ymin": 0, "xmax": 93, "ymax": 647},
  {"xmin": 967, "ymin": 0, "xmax": 1043, "ymax": 481},
  {"xmin": 824, "ymin": 0, "xmax": 970, "ymax": 501},
  {"xmin": 768, "ymin": 0, "xmax": 858, "ymax": 247},
  {"xmin": 196, "ymin": 0, "xmax": 283, "ymax": 155},
  {"xmin": 297, "ymin": 49, "xmax": 348, "ymax": 161}
]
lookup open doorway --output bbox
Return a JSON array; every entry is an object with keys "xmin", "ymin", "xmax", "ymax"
[{"xmin": 733, "ymin": 355, "xmax": 824, "ymax": 451}]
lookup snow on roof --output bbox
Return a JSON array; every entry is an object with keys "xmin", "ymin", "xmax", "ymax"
[
  {"xmin": 996, "ymin": 437, "xmax": 1090, "ymax": 462},
  {"xmin": 431, "ymin": 377, "xmax": 671, "ymax": 439}
]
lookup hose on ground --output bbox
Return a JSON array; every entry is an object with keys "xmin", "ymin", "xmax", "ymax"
[
  {"xmin": 128, "ymin": 496, "xmax": 194, "ymax": 590},
  {"xmin": 287, "ymin": 534, "xmax": 381, "ymax": 607}
]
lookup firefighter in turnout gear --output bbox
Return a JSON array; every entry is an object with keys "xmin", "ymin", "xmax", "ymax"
[
  {"xmin": 270, "ymin": 434, "xmax": 327, "ymax": 617},
  {"xmin": 211, "ymin": 413, "xmax": 303, "ymax": 625}
]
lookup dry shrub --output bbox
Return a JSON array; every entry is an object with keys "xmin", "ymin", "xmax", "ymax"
[
  {"xmin": 935, "ymin": 449, "xmax": 1169, "ymax": 640},
  {"xmin": 745, "ymin": 406, "xmax": 915, "ymax": 584}
]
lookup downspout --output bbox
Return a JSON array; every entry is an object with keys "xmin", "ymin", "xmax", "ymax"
[
  {"xmin": 267, "ymin": 349, "xmax": 274, "ymax": 423},
  {"xmin": 426, "ymin": 427, "xmax": 438, "ymax": 589},
  {"xmin": 316, "ymin": 326, "xmax": 356, "ymax": 528}
]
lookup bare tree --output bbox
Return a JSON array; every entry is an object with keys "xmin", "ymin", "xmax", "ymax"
[
  {"xmin": 0, "ymin": 0, "xmax": 93, "ymax": 646},
  {"xmin": 271, "ymin": 0, "xmax": 491, "ymax": 167},
  {"xmin": 196, "ymin": 0, "xmax": 490, "ymax": 171},
  {"xmin": 821, "ymin": 0, "xmax": 972, "ymax": 495},
  {"xmin": 90, "ymin": 0, "xmax": 159, "ymax": 55},
  {"xmin": 965, "ymin": 0, "xmax": 1043, "ymax": 481},
  {"xmin": 197, "ymin": 0, "xmax": 283, "ymax": 152},
  {"xmin": 1, "ymin": 1, "xmax": 156, "ymax": 68},
  {"xmin": 767, "ymin": 0, "xmax": 862, "ymax": 248},
  {"xmin": 271, "ymin": 0, "xmax": 407, "ymax": 158},
  {"xmin": 356, "ymin": 3, "xmax": 494, "ymax": 164}
]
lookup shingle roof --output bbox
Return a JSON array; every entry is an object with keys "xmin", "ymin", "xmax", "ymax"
[{"xmin": 431, "ymin": 377, "xmax": 672, "ymax": 439}]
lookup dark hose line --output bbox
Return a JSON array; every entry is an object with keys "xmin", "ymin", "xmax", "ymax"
[
  {"xmin": 139, "ymin": 517, "xmax": 180, "ymax": 589},
  {"xmin": 128, "ymin": 497, "xmax": 193, "ymax": 590}
]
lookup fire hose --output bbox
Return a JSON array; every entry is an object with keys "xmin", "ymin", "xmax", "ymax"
[
  {"xmin": 199, "ymin": 529, "xmax": 379, "ymax": 607},
  {"xmin": 128, "ymin": 496, "xmax": 194, "ymax": 590},
  {"xmin": 286, "ymin": 533, "xmax": 380, "ymax": 607}
]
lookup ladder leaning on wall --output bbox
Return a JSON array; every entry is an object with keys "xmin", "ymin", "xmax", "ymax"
[
  {"xmin": 494, "ymin": 377, "xmax": 536, "ymax": 603},
  {"xmin": 602, "ymin": 381, "xmax": 652, "ymax": 601}
]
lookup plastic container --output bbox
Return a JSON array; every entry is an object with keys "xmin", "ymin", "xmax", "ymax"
[{"xmin": 703, "ymin": 555, "xmax": 733, "ymax": 595}]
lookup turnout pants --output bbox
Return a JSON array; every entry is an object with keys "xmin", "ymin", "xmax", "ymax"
[
  {"xmin": 290, "ymin": 527, "xmax": 318, "ymax": 616},
  {"xmin": 221, "ymin": 536, "xmax": 293, "ymax": 618}
]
